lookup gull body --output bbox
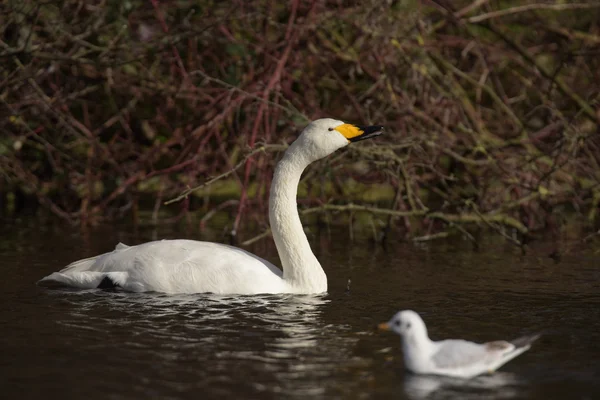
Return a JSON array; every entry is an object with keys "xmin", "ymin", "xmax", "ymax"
[{"xmin": 379, "ymin": 310, "xmax": 540, "ymax": 379}]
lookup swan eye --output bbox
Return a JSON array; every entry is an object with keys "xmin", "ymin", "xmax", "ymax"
[{"xmin": 328, "ymin": 127, "xmax": 334, "ymax": 131}]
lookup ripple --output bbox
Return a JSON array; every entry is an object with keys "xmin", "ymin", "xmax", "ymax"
[{"xmin": 3, "ymin": 225, "xmax": 600, "ymax": 399}]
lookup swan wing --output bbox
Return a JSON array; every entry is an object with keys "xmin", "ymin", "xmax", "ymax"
[{"xmin": 38, "ymin": 239, "xmax": 285, "ymax": 294}]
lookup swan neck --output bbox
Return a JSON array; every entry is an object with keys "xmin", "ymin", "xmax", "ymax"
[{"xmin": 269, "ymin": 146, "xmax": 326, "ymax": 293}]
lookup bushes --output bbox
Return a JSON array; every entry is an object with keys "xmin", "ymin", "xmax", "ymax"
[{"xmin": 1, "ymin": 0, "xmax": 599, "ymax": 245}]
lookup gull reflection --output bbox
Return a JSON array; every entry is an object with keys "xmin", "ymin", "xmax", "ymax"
[{"xmin": 404, "ymin": 371, "xmax": 521, "ymax": 400}]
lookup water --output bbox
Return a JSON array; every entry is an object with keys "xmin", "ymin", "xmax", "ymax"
[{"xmin": 1, "ymin": 217, "xmax": 599, "ymax": 399}]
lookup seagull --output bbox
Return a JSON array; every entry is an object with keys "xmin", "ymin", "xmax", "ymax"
[{"xmin": 378, "ymin": 310, "xmax": 540, "ymax": 379}]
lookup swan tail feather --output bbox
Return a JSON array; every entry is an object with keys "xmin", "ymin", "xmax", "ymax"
[
  {"xmin": 58, "ymin": 255, "xmax": 101, "ymax": 273},
  {"xmin": 56, "ymin": 243, "xmax": 130, "ymax": 274},
  {"xmin": 38, "ymin": 271, "xmax": 109, "ymax": 288},
  {"xmin": 37, "ymin": 271, "xmax": 130, "ymax": 290},
  {"xmin": 115, "ymin": 242, "xmax": 129, "ymax": 251}
]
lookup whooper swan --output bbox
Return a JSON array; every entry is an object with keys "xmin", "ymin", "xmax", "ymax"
[{"xmin": 38, "ymin": 118, "xmax": 384, "ymax": 294}]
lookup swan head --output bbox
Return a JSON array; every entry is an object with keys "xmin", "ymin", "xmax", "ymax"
[
  {"xmin": 294, "ymin": 118, "xmax": 384, "ymax": 162},
  {"xmin": 378, "ymin": 310, "xmax": 428, "ymax": 339}
]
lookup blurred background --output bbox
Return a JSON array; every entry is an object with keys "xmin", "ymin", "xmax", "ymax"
[{"xmin": 1, "ymin": 0, "xmax": 599, "ymax": 249}]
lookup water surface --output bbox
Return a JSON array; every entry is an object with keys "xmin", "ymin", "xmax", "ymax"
[{"xmin": 1, "ymin": 218, "xmax": 599, "ymax": 399}]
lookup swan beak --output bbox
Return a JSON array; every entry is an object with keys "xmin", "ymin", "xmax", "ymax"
[
  {"xmin": 335, "ymin": 124, "xmax": 384, "ymax": 142},
  {"xmin": 351, "ymin": 125, "xmax": 385, "ymax": 142},
  {"xmin": 378, "ymin": 322, "xmax": 391, "ymax": 331}
]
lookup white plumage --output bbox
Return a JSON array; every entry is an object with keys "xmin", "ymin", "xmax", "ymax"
[
  {"xmin": 379, "ymin": 310, "xmax": 540, "ymax": 379},
  {"xmin": 38, "ymin": 118, "xmax": 383, "ymax": 294}
]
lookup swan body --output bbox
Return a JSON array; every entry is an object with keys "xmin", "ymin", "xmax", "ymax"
[
  {"xmin": 378, "ymin": 310, "xmax": 540, "ymax": 379},
  {"xmin": 38, "ymin": 119, "xmax": 383, "ymax": 294},
  {"xmin": 41, "ymin": 240, "xmax": 285, "ymax": 294}
]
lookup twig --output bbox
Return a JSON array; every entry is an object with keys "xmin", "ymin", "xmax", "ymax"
[
  {"xmin": 164, "ymin": 144, "xmax": 286, "ymax": 205},
  {"xmin": 241, "ymin": 229, "xmax": 272, "ymax": 246},
  {"xmin": 478, "ymin": 24, "xmax": 597, "ymax": 121},
  {"xmin": 412, "ymin": 231, "xmax": 450, "ymax": 242},
  {"xmin": 468, "ymin": 3, "xmax": 600, "ymax": 24},
  {"xmin": 190, "ymin": 70, "xmax": 308, "ymax": 121},
  {"xmin": 468, "ymin": 201, "xmax": 524, "ymax": 246},
  {"xmin": 150, "ymin": 0, "xmax": 188, "ymax": 78}
]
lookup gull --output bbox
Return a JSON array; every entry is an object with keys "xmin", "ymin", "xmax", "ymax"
[{"xmin": 378, "ymin": 310, "xmax": 540, "ymax": 379}]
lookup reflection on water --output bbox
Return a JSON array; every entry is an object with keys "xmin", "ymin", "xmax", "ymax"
[
  {"xmin": 37, "ymin": 288, "xmax": 365, "ymax": 398},
  {"xmin": 404, "ymin": 372, "xmax": 521, "ymax": 400},
  {"xmin": 46, "ymin": 291, "xmax": 339, "ymax": 398},
  {"xmin": 0, "ymin": 218, "xmax": 599, "ymax": 399}
]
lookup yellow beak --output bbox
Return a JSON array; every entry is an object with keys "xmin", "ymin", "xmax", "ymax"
[
  {"xmin": 377, "ymin": 322, "xmax": 390, "ymax": 331},
  {"xmin": 334, "ymin": 124, "xmax": 384, "ymax": 142}
]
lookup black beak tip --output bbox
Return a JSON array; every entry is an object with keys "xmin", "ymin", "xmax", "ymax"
[{"xmin": 350, "ymin": 125, "xmax": 385, "ymax": 142}]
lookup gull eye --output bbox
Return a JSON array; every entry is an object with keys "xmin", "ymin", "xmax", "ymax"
[
  {"xmin": 394, "ymin": 320, "xmax": 401, "ymax": 327},
  {"xmin": 328, "ymin": 127, "xmax": 334, "ymax": 131}
]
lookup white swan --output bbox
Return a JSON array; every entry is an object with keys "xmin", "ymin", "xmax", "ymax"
[{"xmin": 38, "ymin": 118, "xmax": 383, "ymax": 294}]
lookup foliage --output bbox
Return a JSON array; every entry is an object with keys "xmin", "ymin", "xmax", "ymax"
[{"xmin": 1, "ymin": 0, "xmax": 599, "ymax": 248}]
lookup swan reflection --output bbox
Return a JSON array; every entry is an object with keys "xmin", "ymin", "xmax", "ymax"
[{"xmin": 52, "ymin": 290, "xmax": 347, "ymax": 397}]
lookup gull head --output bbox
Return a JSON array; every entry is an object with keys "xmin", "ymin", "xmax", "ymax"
[
  {"xmin": 378, "ymin": 309, "xmax": 427, "ymax": 338},
  {"xmin": 295, "ymin": 118, "xmax": 384, "ymax": 162}
]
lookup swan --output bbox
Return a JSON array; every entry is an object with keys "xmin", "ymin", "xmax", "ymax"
[
  {"xmin": 378, "ymin": 310, "xmax": 541, "ymax": 378},
  {"xmin": 38, "ymin": 118, "xmax": 384, "ymax": 294}
]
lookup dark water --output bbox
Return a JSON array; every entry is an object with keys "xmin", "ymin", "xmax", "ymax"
[{"xmin": 1, "ymin": 217, "xmax": 599, "ymax": 399}]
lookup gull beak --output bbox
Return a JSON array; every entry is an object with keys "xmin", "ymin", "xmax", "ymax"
[
  {"xmin": 351, "ymin": 125, "xmax": 385, "ymax": 142},
  {"xmin": 377, "ymin": 322, "xmax": 391, "ymax": 331}
]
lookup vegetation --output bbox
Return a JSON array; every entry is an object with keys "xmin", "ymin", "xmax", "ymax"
[{"xmin": 1, "ymin": 0, "xmax": 599, "ymax": 250}]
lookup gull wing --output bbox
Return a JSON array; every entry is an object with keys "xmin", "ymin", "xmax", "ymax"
[{"xmin": 430, "ymin": 339, "xmax": 513, "ymax": 369}]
